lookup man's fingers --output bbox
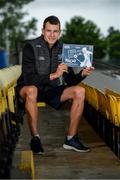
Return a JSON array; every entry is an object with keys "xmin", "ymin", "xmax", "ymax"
[{"xmin": 85, "ymin": 66, "xmax": 95, "ymax": 70}]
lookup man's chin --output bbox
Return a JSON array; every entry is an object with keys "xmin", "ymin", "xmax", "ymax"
[{"xmin": 49, "ymin": 41, "xmax": 56, "ymax": 47}]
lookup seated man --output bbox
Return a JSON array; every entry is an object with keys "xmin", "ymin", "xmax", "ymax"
[{"xmin": 16, "ymin": 15, "xmax": 94, "ymax": 154}]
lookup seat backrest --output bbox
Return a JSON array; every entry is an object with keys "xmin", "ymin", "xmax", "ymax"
[
  {"xmin": 7, "ymin": 85, "xmax": 15, "ymax": 113},
  {"xmin": 80, "ymin": 82, "xmax": 99, "ymax": 110},
  {"xmin": 105, "ymin": 92, "xmax": 120, "ymax": 126},
  {"xmin": 95, "ymin": 88, "xmax": 109, "ymax": 119},
  {"xmin": 105, "ymin": 88, "xmax": 120, "ymax": 97},
  {"xmin": 0, "ymin": 65, "xmax": 21, "ymax": 97}
]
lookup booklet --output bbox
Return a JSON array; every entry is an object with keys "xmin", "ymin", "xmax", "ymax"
[{"xmin": 62, "ymin": 44, "xmax": 94, "ymax": 67}]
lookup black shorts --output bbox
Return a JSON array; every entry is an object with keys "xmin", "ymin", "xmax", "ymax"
[
  {"xmin": 37, "ymin": 85, "xmax": 67, "ymax": 109},
  {"xmin": 16, "ymin": 85, "xmax": 67, "ymax": 110}
]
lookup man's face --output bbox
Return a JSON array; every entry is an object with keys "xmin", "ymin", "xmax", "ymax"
[{"xmin": 42, "ymin": 22, "xmax": 61, "ymax": 48}]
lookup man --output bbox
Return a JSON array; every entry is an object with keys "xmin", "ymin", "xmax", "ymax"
[
  {"xmin": 16, "ymin": 15, "xmax": 94, "ymax": 154},
  {"xmin": 81, "ymin": 47, "xmax": 93, "ymax": 67}
]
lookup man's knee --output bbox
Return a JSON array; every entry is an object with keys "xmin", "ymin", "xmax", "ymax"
[
  {"xmin": 73, "ymin": 86, "xmax": 85, "ymax": 100},
  {"xmin": 21, "ymin": 85, "xmax": 38, "ymax": 102}
]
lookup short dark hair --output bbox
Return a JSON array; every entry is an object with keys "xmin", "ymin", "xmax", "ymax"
[{"xmin": 43, "ymin": 15, "xmax": 61, "ymax": 29}]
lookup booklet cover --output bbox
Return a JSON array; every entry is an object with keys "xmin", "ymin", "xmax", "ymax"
[{"xmin": 62, "ymin": 44, "xmax": 94, "ymax": 67}]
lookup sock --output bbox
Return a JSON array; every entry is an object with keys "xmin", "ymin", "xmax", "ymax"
[
  {"xmin": 33, "ymin": 134, "xmax": 40, "ymax": 138},
  {"xmin": 67, "ymin": 135, "xmax": 73, "ymax": 140}
]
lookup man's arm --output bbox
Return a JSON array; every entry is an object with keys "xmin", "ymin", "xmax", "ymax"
[{"xmin": 63, "ymin": 67, "xmax": 95, "ymax": 86}]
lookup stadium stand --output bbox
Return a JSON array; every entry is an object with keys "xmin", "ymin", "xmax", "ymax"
[{"xmin": 0, "ymin": 65, "xmax": 120, "ymax": 178}]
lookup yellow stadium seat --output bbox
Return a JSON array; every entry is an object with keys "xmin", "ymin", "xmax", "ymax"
[
  {"xmin": 37, "ymin": 102, "xmax": 46, "ymax": 107},
  {"xmin": 0, "ymin": 65, "xmax": 22, "ymax": 97},
  {"xmin": 105, "ymin": 93, "xmax": 120, "ymax": 126},
  {"xmin": 0, "ymin": 88, "xmax": 2, "ymax": 97},
  {"xmin": 95, "ymin": 88, "xmax": 109, "ymax": 119},
  {"xmin": 0, "ymin": 97, "xmax": 9, "ymax": 140},
  {"xmin": 7, "ymin": 86, "xmax": 15, "ymax": 113},
  {"xmin": 0, "ymin": 98, "xmax": 3, "ymax": 117},
  {"xmin": 0, "ymin": 70, "xmax": 9, "ymax": 96},
  {"xmin": 105, "ymin": 88, "xmax": 120, "ymax": 97}
]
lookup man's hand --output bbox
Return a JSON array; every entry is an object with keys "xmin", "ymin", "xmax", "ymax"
[
  {"xmin": 81, "ymin": 66, "xmax": 95, "ymax": 77},
  {"xmin": 56, "ymin": 63, "xmax": 68, "ymax": 77},
  {"xmin": 50, "ymin": 63, "xmax": 68, "ymax": 80}
]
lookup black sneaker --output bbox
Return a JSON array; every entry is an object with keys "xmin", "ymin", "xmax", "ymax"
[
  {"xmin": 30, "ymin": 136, "xmax": 44, "ymax": 154},
  {"xmin": 63, "ymin": 134, "xmax": 90, "ymax": 152}
]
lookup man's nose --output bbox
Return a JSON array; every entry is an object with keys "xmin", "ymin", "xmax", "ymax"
[{"xmin": 50, "ymin": 31, "xmax": 54, "ymax": 36}]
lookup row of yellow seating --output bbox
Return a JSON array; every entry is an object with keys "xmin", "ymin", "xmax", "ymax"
[
  {"xmin": 79, "ymin": 82, "xmax": 120, "ymax": 158},
  {"xmin": 0, "ymin": 65, "xmax": 22, "ymax": 178},
  {"xmin": 0, "ymin": 65, "xmax": 35, "ymax": 179},
  {"xmin": 80, "ymin": 82, "xmax": 120, "ymax": 127}
]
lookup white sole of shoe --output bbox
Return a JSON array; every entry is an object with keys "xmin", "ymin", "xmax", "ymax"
[{"xmin": 63, "ymin": 144, "xmax": 90, "ymax": 152}]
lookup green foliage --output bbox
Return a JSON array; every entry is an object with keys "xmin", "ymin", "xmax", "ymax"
[
  {"xmin": 107, "ymin": 27, "xmax": 120, "ymax": 65},
  {"xmin": 0, "ymin": 0, "xmax": 33, "ymax": 8},
  {"xmin": 60, "ymin": 16, "xmax": 107, "ymax": 59},
  {"xmin": 0, "ymin": 0, "xmax": 37, "ymax": 51}
]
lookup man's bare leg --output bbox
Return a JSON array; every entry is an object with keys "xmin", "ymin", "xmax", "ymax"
[
  {"xmin": 19, "ymin": 85, "xmax": 44, "ymax": 153},
  {"xmin": 60, "ymin": 85, "xmax": 85, "ymax": 136},
  {"xmin": 61, "ymin": 86, "xmax": 89, "ymax": 152},
  {"xmin": 19, "ymin": 85, "xmax": 38, "ymax": 136}
]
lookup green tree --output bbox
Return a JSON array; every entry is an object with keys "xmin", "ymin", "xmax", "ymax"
[
  {"xmin": 106, "ymin": 27, "xmax": 120, "ymax": 65},
  {"xmin": 60, "ymin": 16, "xmax": 107, "ymax": 60},
  {"xmin": 0, "ymin": 0, "xmax": 37, "ymax": 52}
]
